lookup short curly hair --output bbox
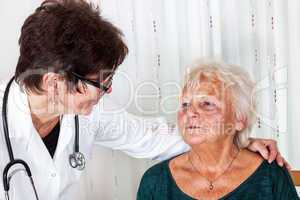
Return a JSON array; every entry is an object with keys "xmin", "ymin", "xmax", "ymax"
[{"xmin": 15, "ymin": 0, "xmax": 128, "ymax": 94}]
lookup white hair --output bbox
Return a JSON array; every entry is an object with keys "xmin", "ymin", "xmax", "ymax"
[{"xmin": 182, "ymin": 59, "xmax": 257, "ymax": 148}]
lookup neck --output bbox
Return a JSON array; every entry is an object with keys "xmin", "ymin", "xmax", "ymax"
[
  {"xmin": 27, "ymin": 92, "xmax": 60, "ymax": 137},
  {"xmin": 189, "ymin": 137, "xmax": 239, "ymax": 172}
]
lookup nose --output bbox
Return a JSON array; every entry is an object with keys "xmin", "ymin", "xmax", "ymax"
[
  {"xmin": 94, "ymin": 86, "xmax": 112, "ymax": 102},
  {"xmin": 106, "ymin": 86, "xmax": 112, "ymax": 94},
  {"xmin": 186, "ymin": 105, "xmax": 198, "ymax": 119}
]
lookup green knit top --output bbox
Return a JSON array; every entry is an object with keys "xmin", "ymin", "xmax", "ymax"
[{"xmin": 137, "ymin": 158, "xmax": 299, "ymax": 200}]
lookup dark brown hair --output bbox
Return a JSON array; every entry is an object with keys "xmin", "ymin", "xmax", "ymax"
[{"xmin": 15, "ymin": 0, "xmax": 128, "ymax": 94}]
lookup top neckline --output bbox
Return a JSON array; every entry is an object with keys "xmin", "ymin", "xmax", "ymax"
[{"xmin": 165, "ymin": 156, "xmax": 267, "ymax": 200}]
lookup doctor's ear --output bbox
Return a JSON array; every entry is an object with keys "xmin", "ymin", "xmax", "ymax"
[{"xmin": 42, "ymin": 73, "xmax": 62, "ymax": 92}]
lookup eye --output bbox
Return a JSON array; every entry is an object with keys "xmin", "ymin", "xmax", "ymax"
[
  {"xmin": 199, "ymin": 101, "xmax": 217, "ymax": 111},
  {"xmin": 76, "ymin": 80, "xmax": 88, "ymax": 94},
  {"xmin": 181, "ymin": 102, "xmax": 189, "ymax": 109}
]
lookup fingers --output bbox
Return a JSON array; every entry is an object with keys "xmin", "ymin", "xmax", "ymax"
[
  {"xmin": 264, "ymin": 139, "xmax": 292, "ymax": 169},
  {"xmin": 276, "ymin": 154, "xmax": 292, "ymax": 170},
  {"xmin": 275, "ymin": 152, "xmax": 284, "ymax": 166},
  {"xmin": 264, "ymin": 140, "xmax": 278, "ymax": 163},
  {"xmin": 253, "ymin": 140, "xmax": 269, "ymax": 160},
  {"xmin": 249, "ymin": 138, "xmax": 292, "ymax": 169}
]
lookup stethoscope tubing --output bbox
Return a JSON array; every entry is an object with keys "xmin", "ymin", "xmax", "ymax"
[
  {"xmin": 1, "ymin": 77, "xmax": 39, "ymax": 199},
  {"xmin": 1, "ymin": 77, "xmax": 85, "ymax": 200},
  {"xmin": 2, "ymin": 77, "xmax": 15, "ymax": 162}
]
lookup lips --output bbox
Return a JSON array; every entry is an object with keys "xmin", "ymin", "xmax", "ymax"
[{"xmin": 186, "ymin": 126, "xmax": 202, "ymax": 129}]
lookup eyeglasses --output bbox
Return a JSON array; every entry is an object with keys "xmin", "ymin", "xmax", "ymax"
[{"xmin": 71, "ymin": 72, "xmax": 113, "ymax": 93}]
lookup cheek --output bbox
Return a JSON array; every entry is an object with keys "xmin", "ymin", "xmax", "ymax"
[
  {"xmin": 67, "ymin": 93, "xmax": 90, "ymax": 109},
  {"xmin": 71, "ymin": 96, "xmax": 96, "ymax": 115},
  {"xmin": 66, "ymin": 94, "xmax": 80, "ymax": 110},
  {"xmin": 207, "ymin": 113, "xmax": 224, "ymax": 124},
  {"xmin": 177, "ymin": 110, "xmax": 187, "ymax": 128},
  {"xmin": 58, "ymin": 92, "xmax": 72, "ymax": 107},
  {"xmin": 205, "ymin": 113, "xmax": 236, "ymax": 137},
  {"xmin": 74, "ymin": 95, "xmax": 93, "ymax": 107},
  {"xmin": 204, "ymin": 114, "xmax": 226, "ymax": 133},
  {"xmin": 177, "ymin": 110, "xmax": 185, "ymax": 120}
]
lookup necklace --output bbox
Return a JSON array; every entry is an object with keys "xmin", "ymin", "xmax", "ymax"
[{"xmin": 188, "ymin": 148, "xmax": 240, "ymax": 191}]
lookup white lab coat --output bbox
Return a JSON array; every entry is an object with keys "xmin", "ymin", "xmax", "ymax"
[{"xmin": 0, "ymin": 80, "xmax": 189, "ymax": 200}]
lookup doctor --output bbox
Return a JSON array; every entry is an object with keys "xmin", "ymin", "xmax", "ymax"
[{"xmin": 0, "ymin": 0, "xmax": 289, "ymax": 200}]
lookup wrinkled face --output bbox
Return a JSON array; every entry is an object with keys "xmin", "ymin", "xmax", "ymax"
[
  {"xmin": 56, "ymin": 73, "xmax": 113, "ymax": 115},
  {"xmin": 177, "ymin": 72, "xmax": 237, "ymax": 146}
]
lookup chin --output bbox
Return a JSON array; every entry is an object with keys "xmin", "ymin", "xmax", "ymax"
[
  {"xmin": 81, "ymin": 108, "xmax": 93, "ymax": 115},
  {"xmin": 75, "ymin": 105, "xmax": 94, "ymax": 115},
  {"xmin": 182, "ymin": 130, "xmax": 207, "ymax": 145}
]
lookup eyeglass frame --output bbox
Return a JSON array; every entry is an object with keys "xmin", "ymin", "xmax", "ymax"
[{"xmin": 71, "ymin": 71, "xmax": 113, "ymax": 93}]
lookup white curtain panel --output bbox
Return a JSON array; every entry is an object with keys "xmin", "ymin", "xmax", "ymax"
[{"xmin": 77, "ymin": 0, "xmax": 300, "ymax": 199}]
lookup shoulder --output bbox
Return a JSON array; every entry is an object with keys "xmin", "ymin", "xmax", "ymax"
[
  {"xmin": 141, "ymin": 153, "xmax": 186, "ymax": 182},
  {"xmin": 267, "ymin": 161, "xmax": 293, "ymax": 181},
  {"xmin": 0, "ymin": 79, "xmax": 9, "ymax": 102},
  {"xmin": 137, "ymin": 159, "xmax": 171, "ymax": 198},
  {"xmin": 0, "ymin": 79, "xmax": 18, "ymax": 107},
  {"xmin": 238, "ymin": 150, "xmax": 290, "ymax": 182},
  {"xmin": 140, "ymin": 159, "xmax": 170, "ymax": 184},
  {"xmin": 265, "ymin": 161, "xmax": 299, "ymax": 198},
  {"xmin": 0, "ymin": 80, "xmax": 9, "ymax": 142}
]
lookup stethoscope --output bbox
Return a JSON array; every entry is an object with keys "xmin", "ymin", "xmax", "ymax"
[{"xmin": 2, "ymin": 77, "xmax": 86, "ymax": 200}]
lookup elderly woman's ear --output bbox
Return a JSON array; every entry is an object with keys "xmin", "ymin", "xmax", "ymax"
[
  {"xmin": 235, "ymin": 122, "xmax": 244, "ymax": 131},
  {"xmin": 235, "ymin": 117, "xmax": 246, "ymax": 131}
]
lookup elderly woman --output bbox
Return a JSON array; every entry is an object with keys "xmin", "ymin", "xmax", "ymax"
[{"xmin": 137, "ymin": 62, "xmax": 298, "ymax": 200}]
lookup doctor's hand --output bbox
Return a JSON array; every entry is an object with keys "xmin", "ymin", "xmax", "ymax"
[{"xmin": 247, "ymin": 138, "xmax": 292, "ymax": 170}]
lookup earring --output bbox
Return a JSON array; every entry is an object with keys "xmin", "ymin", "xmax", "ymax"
[{"xmin": 236, "ymin": 122, "xmax": 243, "ymax": 131}]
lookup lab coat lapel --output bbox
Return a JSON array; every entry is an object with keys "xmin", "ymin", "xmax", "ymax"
[
  {"xmin": 7, "ymin": 81, "xmax": 56, "ymax": 167},
  {"xmin": 54, "ymin": 114, "xmax": 74, "ymax": 160},
  {"xmin": 5, "ymin": 81, "xmax": 57, "ymax": 197},
  {"xmin": 7, "ymin": 81, "xmax": 74, "ymax": 164}
]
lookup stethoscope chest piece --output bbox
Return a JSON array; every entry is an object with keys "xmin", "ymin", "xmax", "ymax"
[{"xmin": 69, "ymin": 152, "xmax": 85, "ymax": 171}]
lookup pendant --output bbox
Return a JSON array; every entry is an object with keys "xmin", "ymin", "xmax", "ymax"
[{"xmin": 209, "ymin": 182, "xmax": 214, "ymax": 190}]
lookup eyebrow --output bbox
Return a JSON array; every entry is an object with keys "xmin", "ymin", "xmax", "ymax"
[{"xmin": 182, "ymin": 95, "xmax": 223, "ymax": 107}]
